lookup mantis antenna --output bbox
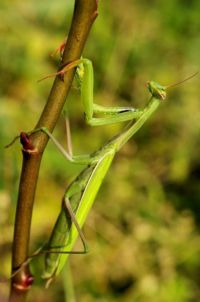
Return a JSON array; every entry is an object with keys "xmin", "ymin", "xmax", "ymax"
[{"xmin": 166, "ymin": 71, "xmax": 199, "ymax": 89}]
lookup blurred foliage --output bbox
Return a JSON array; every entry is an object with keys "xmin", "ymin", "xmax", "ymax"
[{"xmin": 1, "ymin": 0, "xmax": 200, "ymax": 301}]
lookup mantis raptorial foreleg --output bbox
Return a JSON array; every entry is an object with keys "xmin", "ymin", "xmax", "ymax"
[{"xmin": 39, "ymin": 58, "xmax": 144, "ymax": 126}]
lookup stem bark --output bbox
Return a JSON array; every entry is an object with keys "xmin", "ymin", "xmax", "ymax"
[{"xmin": 9, "ymin": 1, "xmax": 98, "ymax": 301}]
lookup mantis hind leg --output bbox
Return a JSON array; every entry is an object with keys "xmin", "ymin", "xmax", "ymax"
[
  {"xmin": 61, "ymin": 197, "xmax": 89, "ymax": 254},
  {"xmin": 1, "ymin": 198, "xmax": 89, "ymax": 283},
  {"xmin": 42, "ymin": 197, "xmax": 89, "ymax": 287},
  {"xmin": 41, "ymin": 197, "xmax": 89, "ymax": 256}
]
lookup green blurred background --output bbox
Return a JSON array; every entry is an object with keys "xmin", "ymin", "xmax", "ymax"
[{"xmin": 1, "ymin": 0, "xmax": 200, "ymax": 301}]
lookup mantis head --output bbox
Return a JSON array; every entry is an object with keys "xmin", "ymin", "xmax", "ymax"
[
  {"xmin": 147, "ymin": 71, "xmax": 198, "ymax": 101},
  {"xmin": 147, "ymin": 81, "xmax": 166, "ymax": 101}
]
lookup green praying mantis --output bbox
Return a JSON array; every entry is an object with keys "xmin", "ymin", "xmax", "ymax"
[
  {"xmin": 32, "ymin": 60, "xmax": 198, "ymax": 286},
  {"xmin": 40, "ymin": 84, "xmax": 162, "ymax": 284},
  {"xmin": 6, "ymin": 57, "xmax": 198, "ymax": 287}
]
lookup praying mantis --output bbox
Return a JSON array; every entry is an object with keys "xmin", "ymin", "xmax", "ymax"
[
  {"xmin": 36, "ymin": 97, "xmax": 162, "ymax": 286},
  {"xmin": 37, "ymin": 62, "xmax": 198, "ymax": 286},
  {"xmin": 7, "ymin": 57, "xmax": 198, "ymax": 287},
  {"xmin": 31, "ymin": 59, "xmax": 171, "ymax": 286}
]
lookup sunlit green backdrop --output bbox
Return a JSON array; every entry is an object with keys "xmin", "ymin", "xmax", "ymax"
[{"xmin": 1, "ymin": 1, "xmax": 200, "ymax": 301}]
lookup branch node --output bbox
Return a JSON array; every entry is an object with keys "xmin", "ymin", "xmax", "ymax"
[
  {"xmin": 20, "ymin": 132, "xmax": 38, "ymax": 154},
  {"xmin": 13, "ymin": 273, "xmax": 34, "ymax": 292}
]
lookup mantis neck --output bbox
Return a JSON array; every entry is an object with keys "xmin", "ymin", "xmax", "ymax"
[{"xmin": 112, "ymin": 96, "xmax": 161, "ymax": 151}]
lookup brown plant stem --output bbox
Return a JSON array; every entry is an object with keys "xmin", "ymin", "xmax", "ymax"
[{"xmin": 9, "ymin": 1, "xmax": 98, "ymax": 302}]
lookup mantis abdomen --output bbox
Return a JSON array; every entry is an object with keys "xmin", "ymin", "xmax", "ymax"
[{"xmin": 43, "ymin": 150, "xmax": 115, "ymax": 280}]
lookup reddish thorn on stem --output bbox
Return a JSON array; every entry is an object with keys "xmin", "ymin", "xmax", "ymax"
[
  {"xmin": 13, "ymin": 272, "xmax": 34, "ymax": 291},
  {"xmin": 59, "ymin": 42, "xmax": 66, "ymax": 57},
  {"xmin": 51, "ymin": 40, "xmax": 66, "ymax": 58},
  {"xmin": 20, "ymin": 132, "xmax": 37, "ymax": 153}
]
